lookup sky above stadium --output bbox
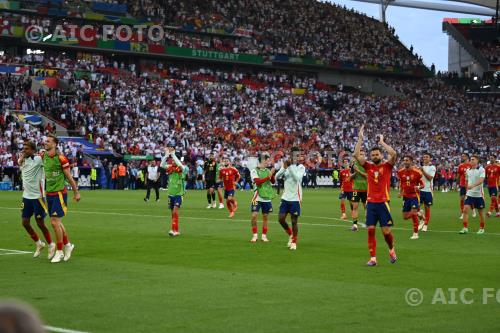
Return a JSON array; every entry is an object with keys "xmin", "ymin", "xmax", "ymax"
[{"xmin": 330, "ymin": 0, "xmax": 491, "ymax": 72}]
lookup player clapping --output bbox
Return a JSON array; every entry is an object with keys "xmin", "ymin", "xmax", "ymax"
[
  {"xmin": 219, "ymin": 158, "xmax": 240, "ymax": 218},
  {"xmin": 417, "ymin": 153, "xmax": 436, "ymax": 231},
  {"xmin": 459, "ymin": 155, "xmax": 486, "ymax": 234},
  {"xmin": 396, "ymin": 156, "xmax": 424, "ymax": 240},
  {"xmin": 275, "ymin": 148, "xmax": 306, "ymax": 250}
]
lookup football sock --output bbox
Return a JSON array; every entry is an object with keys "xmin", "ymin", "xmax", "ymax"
[
  {"xmin": 62, "ymin": 233, "xmax": 69, "ymax": 245},
  {"xmin": 383, "ymin": 232, "xmax": 394, "ymax": 250},
  {"xmin": 36, "ymin": 221, "xmax": 52, "ymax": 243},
  {"xmin": 367, "ymin": 228, "xmax": 376, "ymax": 257},
  {"xmin": 460, "ymin": 199, "xmax": 464, "ymax": 213},
  {"xmin": 207, "ymin": 193, "xmax": 211, "ymax": 204},
  {"xmin": 211, "ymin": 193, "xmax": 216, "ymax": 201},
  {"xmin": 341, "ymin": 202, "xmax": 346, "ymax": 213},
  {"xmin": 262, "ymin": 226, "xmax": 268, "ymax": 235},
  {"xmin": 425, "ymin": 207, "xmax": 431, "ymax": 225},
  {"xmin": 24, "ymin": 224, "xmax": 39, "ymax": 242},
  {"xmin": 252, "ymin": 226, "xmax": 257, "ymax": 234},
  {"xmin": 412, "ymin": 214, "xmax": 419, "ymax": 233},
  {"xmin": 172, "ymin": 211, "xmax": 179, "ymax": 232}
]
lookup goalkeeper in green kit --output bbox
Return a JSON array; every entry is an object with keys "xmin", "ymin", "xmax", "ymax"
[{"xmin": 160, "ymin": 147, "xmax": 189, "ymax": 237}]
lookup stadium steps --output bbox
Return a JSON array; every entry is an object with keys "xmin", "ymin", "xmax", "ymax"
[{"xmin": 442, "ymin": 22, "xmax": 490, "ymax": 71}]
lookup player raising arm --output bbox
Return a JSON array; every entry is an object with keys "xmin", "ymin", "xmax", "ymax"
[
  {"xmin": 18, "ymin": 141, "xmax": 55, "ymax": 259},
  {"xmin": 43, "ymin": 134, "xmax": 80, "ymax": 263},
  {"xmin": 354, "ymin": 126, "xmax": 397, "ymax": 266},
  {"xmin": 161, "ymin": 147, "xmax": 189, "ymax": 237}
]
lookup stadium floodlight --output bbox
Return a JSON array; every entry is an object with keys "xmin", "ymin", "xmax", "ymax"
[{"xmin": 473, "ymin": 76, "xmax": 478, "ymax": 80}]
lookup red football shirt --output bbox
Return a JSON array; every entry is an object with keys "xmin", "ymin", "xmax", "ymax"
[
  {"xmin": 339, "ymin": 169, "xmax": 353, "ymax": 192},
  {"xmin": 457, "ymin": 163, "xmax": 471, "ymax": 187},
  {"xmin": 397, "ymin": 167, "xmax": 423, "ymax": 198},
  {"xmin": 485, "ymin": 164, "xmax": 500, "ymax": 188},
  {"xmin": 219, "ymin": 167, "xmax": 240, "ymax": 191},
  {"xmin": 364, "ymin": 161, "xmax": 393, "ymax": 203}
]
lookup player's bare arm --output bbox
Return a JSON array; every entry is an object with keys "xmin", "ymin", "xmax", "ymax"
[
  {"xmin": 63, "ymin": 167, "xmax": 81, "ymax": 202},
  {"xmin": 378, "ymin": 134, "xmax": 397, "ymax": 165},
  {"xmin": 353, "ymin": 125, "xmax": 366, "ymax": 166}
]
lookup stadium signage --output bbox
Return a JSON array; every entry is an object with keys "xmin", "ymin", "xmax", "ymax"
[
  {"xmin": 166, "ymin": 47, "xmax": 264, "ymax": 64},
  {"xmin": 124, "ymin": 155, "xmax": 154, "ymax": 161}
]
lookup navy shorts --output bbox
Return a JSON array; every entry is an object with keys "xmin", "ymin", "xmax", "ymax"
[
  {"xmin": 420, "ymin": 191, "xmax": 433, "ymax": 206},
  {"xmin": 460, "ymin": 186, "xmax": 467, "ymax": 196},
  {"xmin": 224, "ymin": 189, "xmax": 235, "ymax": 199},
  {"xmin": 217, "ymin": 181, "xmax": 224, "ymax": 189},
  {"xmin": 21, "ymin": 198, "xmax": 47, "ymax": 219},
  {"xmin": 279, "ymin": 200, "xmax": 301, "ymax": 216},
  {"xmin": 402, "ymin": 197, "xmax": 419, "ymax": 212},
  {"xmin": 339, "ymin": 191, "xmax": 353, "ymax": 201},
  {"xmin": 251, "ymin": 201, "xmax": 273, "ymax": 214},
  {"xmin": 464, "ymin": 196, "xmax": 485, "ymax": 209},
  {"xmin": 488, "ymin": 186, "xmax": 498, "ymax": 197},
  {"xmin": 47, "ymin": 192, "xmax": 68, "ymax": 218},
  {"xmin": 168, "ymin": 195, "xmax": 183, "ymax": 209},
  {"xmin": 366, "ymin": 202, "xmax": 394, "ymax": 227}
]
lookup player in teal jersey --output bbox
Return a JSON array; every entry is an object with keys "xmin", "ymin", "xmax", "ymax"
[
  {"xmin": 43, "ymin": 134, "xmax": 80, "ymax": 263},
  {"xmin": 350, "ymin": 151, "xmax": 368, "ymax": 231},
  {"xmin": 160, "ymin": 147, "xmax": 189, "ymax": 237},
  {"xmin": 250, "ymin": 153, "xmax": 276, "ymax": 242}
]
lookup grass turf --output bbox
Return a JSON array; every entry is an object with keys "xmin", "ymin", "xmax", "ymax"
[{"xmin": 1, "ymin": 188, "xmax": 499, "ymax": 333}]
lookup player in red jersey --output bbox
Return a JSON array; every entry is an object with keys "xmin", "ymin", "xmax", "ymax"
[
  {"xmin": 397, "ymin": 156, "xmax": 424, "ymax": 240},
  {"xmin": 354, "ymin": 126, "xmax": 398, "ymax": 266},
  {"xmin": 219, "ymin": 158, "xmax": 241, "ymax": 218},
  {"xmin": 339, "ymin": 158, "xmax": 354, "ymax": 220},
  {"xmin": 485, "ymin": 155, "xmax": 500, "ymax": 217},
  {"xmin": 457, "ymin": 153, "xmax": 476, "ymax": 219}
]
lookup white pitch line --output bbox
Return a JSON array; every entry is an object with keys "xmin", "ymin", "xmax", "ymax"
[
  {"xmin": 2, "ymin": 207, "xmax": 499, "ymax": 236},
  {"xmin": 0, "ymin": 248, "xmax": 32, "ymax": 254},
  {"xmin": 44, "ymin": 325, "xmax": 90, "ymax": 333}
]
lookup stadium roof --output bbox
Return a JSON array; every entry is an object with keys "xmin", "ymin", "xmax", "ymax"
[{"xmin": 352, "ymin": 0, "xmax": 497, "ymax": 16}]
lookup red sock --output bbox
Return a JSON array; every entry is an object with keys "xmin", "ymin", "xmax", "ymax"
[
  {"xmin": 367, "ymin": 228, "xmax": 376, "ymax": 257},
  {"xmin": 226, "ymin": 199, "xmax": 232, "ymax": 212},
  {"xmin": 62, "ymin": 234, "xmax": 69, "ymax": 245},
  {"xmin": 412, "ymin": 214, "xmax": 419, "ymax": 233},
  {"xmin": 383, "ymin": 232, "xmax": 394, "ymax": 250},
  {"xmin": 463, "ymin": 221, "xmax": 468, "ymax": 228},
  {"xmin": 285, "ymin": 227, "xmax": 292, "ymax": 236},
  {"xmin": 292, "ymin": 235, "xmax": 297, "ymax": 243},
  {"xmin": 341, "ymin": 202, "xmax": 346, "ymax": 213},
  {"xmin": 171, "ymin": 211, "xmax": 179, "ymax": 232},
  {"xmin": 25, "ymin": 223, "xmax": 39, "ymax": 242},
  {"xmin": 480, "ymin": 221, "xmax": 485, "ymax": 229},
  {"xmin": 262, "ymin": 226, "xmax": 268, "ymax": 235},
  {"xmin": 425, "ymin": 207, "xmax": 431, "ymax": 225},
  {"xmin": 57, "ymin": 242, "xmax": 63, "ymax": 250},
  {"xmin": 491, "ymin": 197, "xmax": 498, "ymax": 212},
  {"xmin": 37, "ymin": 222, "xmax": 52, "ymax": 243},
  {"xmin": 252, "ymin": 226, "xmax": 257, "ymax": 234},
  {"xmin": 460, "ymin": 199, "xmax": 464, "ymax": 213}
]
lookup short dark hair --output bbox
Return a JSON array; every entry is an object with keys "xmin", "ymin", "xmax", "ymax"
[
  {"xmin": 24, "ymin": 140, "xmax": 36, "ymax": 151},
  {"xmin": 403, "ymin": 155, "xmax": 413, "ymax": 161},
  {"xmin": 461, "ymin": 152, "xmax": 470, "ymax": 159},
  {"xmin": 370, "ymin": 147, "xmax": 381, "ymax": 153},
  {"xmin": 47, "ymin": 134, "xmax": 59, "ymax": 144},
  {"xmin": 343, "ymin": 158, "xmax": 350, "ymax": 163},
  {"xmin": 423, "ymin": 152, "xmax": 432, "ymax": 158}
]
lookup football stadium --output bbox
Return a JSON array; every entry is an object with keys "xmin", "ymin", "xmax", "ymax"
[{"xmin": 1, "ymin": 0, "xmax": 499, "ymax": 332}]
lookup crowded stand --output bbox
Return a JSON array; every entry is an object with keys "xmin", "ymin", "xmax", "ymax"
[{"xmin": 0, "ymin": 0, "xmax": 424, "ymax": 70}]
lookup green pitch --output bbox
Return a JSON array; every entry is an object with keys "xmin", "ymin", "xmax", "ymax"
[{"xmin": 1, "ymin": 189, "xmax": 499, "ymax": 333}]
